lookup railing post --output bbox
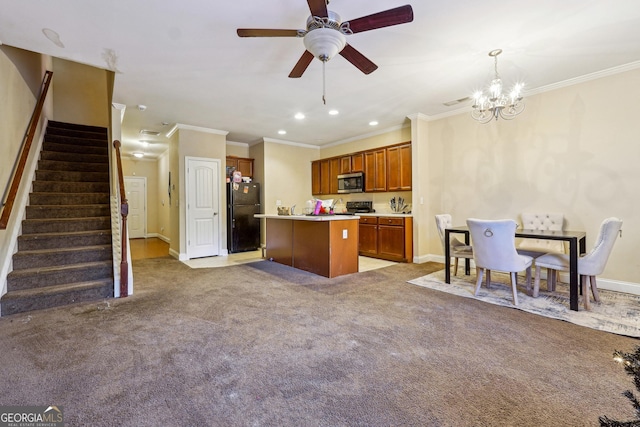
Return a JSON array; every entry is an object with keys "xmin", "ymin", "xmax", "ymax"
[{"xmin": 113, "ymin": 140, "xmax": 129, "ymax": 297}]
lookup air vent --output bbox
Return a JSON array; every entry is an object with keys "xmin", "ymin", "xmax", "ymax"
[
  {"xmin": 139, "ymin": 129, "xmax": 160, "ymax": 136},
  {"xmin": 443, "ymin": 96, "xmax": 471, "ymax": 107}
]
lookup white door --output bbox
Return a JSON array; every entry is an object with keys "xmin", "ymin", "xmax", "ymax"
[
  {"xmin": 186, "ymin": 157, "xmax": 221, "ymax": 259},
  {"xmin": 124, "ymin": 176, "xmax": 146, "ymax": 239}
]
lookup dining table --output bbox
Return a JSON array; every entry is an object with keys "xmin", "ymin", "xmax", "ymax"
[{"xmin": 444, "ymin": 226, "xmax": 587, "ymax": 311}]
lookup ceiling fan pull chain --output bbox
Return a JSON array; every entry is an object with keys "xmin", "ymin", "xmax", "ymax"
[{"xmin": 322, "ymin": 60, "xmax": 327, "ymax": 105}]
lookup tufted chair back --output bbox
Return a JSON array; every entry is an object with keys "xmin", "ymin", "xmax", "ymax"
[
  {"xmin": 518, "ymin": 213, "xmax": 565, "ymax": 254},
  {"xmin": 467, "ymin": 218, "xmax": 530, "ymax": 273},
  {"xmin": 435, "ymin": 214, "xmax": 467, "ymax": 249},
  {"xmin": 579, "ymin": 217, "xmax": 623, "ymax": 276}
]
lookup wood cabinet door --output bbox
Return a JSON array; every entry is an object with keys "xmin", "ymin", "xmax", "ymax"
[
  {"xmin": 320, "ymin": 159, "xmax": 330, "ymax": 195},
  {"xmin": 387, "ymin": 144, "xmax": 412, "ymax": 191},
  {"xmin": 340, "ymin": 156, "xmax": 352, "ymax": 174},
  {"xmin": 358, "ymin": 223, "xmax": 378, "ymax": 255},
  {"xmin": 311, "ymin": 160, "xmax": 321, "ymax": 195},
  {"xmin": 329, "ymin": 157, "xmax": 341, "ymax": 194},
  {"xmin": 351, "ymin": 153, "xmax": 364, "ymax": 172},
  {"xmin": 364, "ymin": 148, "xmax": 387, "ymax": 192},
  {"xmin": 237, "ymin": 158, "xmax": 254, "ymax": 178},
  {"xmin": 377, "ymin": 224, "xmax": 405, "ymax": 259}
]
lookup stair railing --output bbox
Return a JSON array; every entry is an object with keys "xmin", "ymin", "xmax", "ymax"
[
  {"xmin": 0, "ymin": 70, "xmax": 53, "ymax": 229},
  {"xmin": 113, "ymin": 140, "xmax": 129, "ymax": 297}
]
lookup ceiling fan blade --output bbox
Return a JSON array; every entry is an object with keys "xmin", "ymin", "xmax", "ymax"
[
  {"xmin": 237, "ymin": 29, "xmax": 302, "ymax": 37},
  {"xmin": 339, "ymin": 44, "xmax": 378, "ymax": 75},
  {"xmin": 345, "ymin": 5, "xmax": 414, "ymax": 34},
  {"xmin": 289, "ymin": 50, "xmax": 315, "ymax": 78},
  {"xmin": 307, "ymin": 0, "xmax": 328, "ymax": 17}
]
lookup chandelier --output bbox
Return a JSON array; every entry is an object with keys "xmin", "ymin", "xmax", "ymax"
[{"xmin": 471, "ymin": 49, "xmax": 525, "ymax": 123}]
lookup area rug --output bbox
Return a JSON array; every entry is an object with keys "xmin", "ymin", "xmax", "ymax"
[{"xmin": 408, "ymin": 269, "xmax": 640, "ymax": 338}]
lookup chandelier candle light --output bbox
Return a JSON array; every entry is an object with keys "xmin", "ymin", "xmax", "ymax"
[{"xmin": 471, "ymin": 49, "xmax": 525, "ymax": 123}]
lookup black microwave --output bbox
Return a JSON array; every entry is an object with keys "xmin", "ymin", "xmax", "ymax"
[{"xmin": 337, "ymin": 172, "xmax": 364, "ymax": 193}]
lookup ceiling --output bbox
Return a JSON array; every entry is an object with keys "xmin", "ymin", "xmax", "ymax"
[{"xmin": 2, "ymin": 0, "xmax": 640, "ymax": 159}]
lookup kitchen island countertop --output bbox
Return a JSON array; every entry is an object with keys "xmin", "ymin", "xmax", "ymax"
[{"xmin": 255, "ymin": 214, "xmax": 360, "ymax": 221}]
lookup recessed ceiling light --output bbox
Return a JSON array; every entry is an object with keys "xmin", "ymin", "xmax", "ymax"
[
  {"xmin": 294, "ymin": 112, "xmax": 305, "ymax": 120},
  {"xmin": 369, "ymin": 121, "xmax": 379, "ymax": 126},
  {"xmin": 133, "ymin": 152, "xmax": 144, "ymax": 158},
  {"xmin": 328, "ymin": 109, "xmax": 339, "ymax": 115},
  {"xmin": 278, "ymin": 130, "xmax": 287, "ymax": 135}
]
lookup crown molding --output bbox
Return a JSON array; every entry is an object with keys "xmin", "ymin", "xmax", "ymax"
[
  {"xmin": 262, "ymin": 137, "xmax": 320, "ymax": 149},
  {"xmin": 166, "ymin": 123, "xmax": 229, "ymax": 138},
  {"xmin": 324, "ymin": 123, "xmax": 410, "ymax": 148}
]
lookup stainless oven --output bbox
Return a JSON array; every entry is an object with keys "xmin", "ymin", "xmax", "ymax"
[{"xmin": 337, "ymin": 172, "xmax": 364, "ymax": 193}]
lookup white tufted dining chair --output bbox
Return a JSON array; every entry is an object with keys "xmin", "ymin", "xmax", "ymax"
[
  {"xmin": 518, "ymin": 213, "xmax": 566, "ymax": 256},
  {"xmin": 467, "ymin": 219, "xmax": 534, "ymax": 306},
  {"xmin": 533, "ymin": 217, "xmax": 622, "ymax": 310},
  {"xmin": 435, "ymin": 214, "xmax": 473, "ymax": 276}
]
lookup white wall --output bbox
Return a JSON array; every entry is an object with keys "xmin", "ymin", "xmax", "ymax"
[{"xmin": 416, "ymin": 67, "xmax": 640, "ymax": 289}]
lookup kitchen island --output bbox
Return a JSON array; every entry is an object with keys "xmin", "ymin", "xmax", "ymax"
[{"xmin": 255, "ymin": 214, "xmax": 360, "ymax": 278}]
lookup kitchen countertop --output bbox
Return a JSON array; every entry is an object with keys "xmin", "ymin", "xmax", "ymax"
[
  {"xmin": 255, "ymin": 214, "xmax": 360, "ymax": 221},
  {"xmin": 356, "ymin": 212, "xmax": 413, "ymax": 218}
]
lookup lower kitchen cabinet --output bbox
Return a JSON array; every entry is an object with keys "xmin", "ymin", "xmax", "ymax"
[{"xmin": 358, "ymin": 216, "xmax": 413, "ymax": 262}]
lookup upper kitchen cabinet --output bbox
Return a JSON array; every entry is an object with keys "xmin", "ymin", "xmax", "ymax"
[
  {"xmin": 386, "ymin": 143, "xmax": 412, "ymax": 191},
  {"xmin": 226, "ymin": 156, "xmax": 254, "ymax": 178},
  {"xmin": 351, "ymin": 153, "xmax": 364, "ymax": 172},
  {"xmin": 312, "ymin": 159, "xmax": 331, "ymax": 195},
  {"xmin": 364, "ymin": 149, "xmax": 387, "ymax": 192}
]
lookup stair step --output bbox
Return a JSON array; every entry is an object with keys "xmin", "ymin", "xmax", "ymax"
[
  {"xmin": 18, "ymin": 230, "xmax": 111, "ymax": 250},
  {"xmin": 44, "ymin": 133, "xmax": 108, "ymax": 148},
  {"xmin": 40, "ymin": 150, "xmax": 108, "ymax": 164},
  {"xmin": 22, "ymin": 217, "xmax": 111, "ymax": 234},
  {"xmin": 26, "ymin": 204, "xmax": 110, "ymax": 220},
  {"xmin": 0, "ymin": 279, "xmax": 113, "ymax": 316},
  {"xmin": 43, "ymin": 140, "xmax": 108, "ymax": 156},
  {"xmin": 32, "ymin": 180, "xmax": 110, "ymax": 193},
  {"xmin": 12, "ymin": 245, "xmax": 113, "ymax": 270},
  {"xmin": 30, "ymin": 192, "xmax": 110, "ymax": 206},
  {"xmin": 47, "ymin": 121, "xmax": 108, "ymax": 135},
  {"xmin": 46, "ymin": 126, "xmax": 108, "ymax": 141},
  {"xmin": 7, "ymin": 261, "xmax": 113, "ymax": 291},
  {"xmin": 35, "ymin": 169, "xmax": 109, "ymax": 183},
  {"xmin": 37, "ymin": 159, "xmax": 109, "ymax": 173}
]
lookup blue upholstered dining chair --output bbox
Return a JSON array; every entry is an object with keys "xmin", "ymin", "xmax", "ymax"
[
  {"xmin": 533, "ymin": 217, "xmax": 623, "ymax": 310},
  {"xmin": 467, "ymin": 218, "xmax": 534, "ymax": 306},
  {"xmin": 435, "ymin": 214, "xmax": 473, "ymax": 276}
]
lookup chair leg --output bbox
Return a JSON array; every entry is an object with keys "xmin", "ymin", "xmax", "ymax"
[
  {"xmin": 474, "ymin": 267, "xmax": 484, "ymax": 296},
  {"xmin": 590, "ymin": 276, "xmax": 601, "ymax": 303},
  {"xmin": 525, "ymin": 267, "xmax": 532, "ymax": 293},
  {"xmin": 510, "ymin": 272, "xmax": 519, "ymax": 306},
  {"xmin": 453, "ymin": 257, "xmax": 459, "ymax": 276},
  {"xmin": 548, "ymin": 269, "xmax": 556, "ymax": 291},
  {"xmin": 581, "ymin": 275, "xmax": 591, "ymax": 310},
  {"xmin": 533, "ymin": 266, "xmax": 539, "ymax": 297},
  {"xmin": 485, "ymin": 270, "xmax": 491, "ymax": 289}
]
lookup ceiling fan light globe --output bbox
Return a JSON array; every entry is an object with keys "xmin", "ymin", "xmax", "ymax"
[{"xmin": 303, "ymin": 28, "xmax": 346, "ymax": 61}]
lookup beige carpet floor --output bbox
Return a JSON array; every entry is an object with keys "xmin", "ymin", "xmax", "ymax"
[{"xmin": 0, "ymin": 258, "xmax": 638, "ymax": 426}]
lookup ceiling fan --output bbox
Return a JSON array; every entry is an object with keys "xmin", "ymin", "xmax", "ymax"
[{"xmin": 237, "ymin": 1, "xmax": 414, "ymax": 79}]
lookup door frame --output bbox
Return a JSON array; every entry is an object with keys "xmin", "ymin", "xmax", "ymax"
[
  {"xmin": 124, "ymin": 176, "xmax": 147, "ymax": 239},
  {"xmin": 184, "ymin": 156, "xmax": 222, "ymax": 259}
]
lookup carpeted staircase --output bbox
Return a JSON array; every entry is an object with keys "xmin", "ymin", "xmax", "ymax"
[{"xmin": 1, "ymin": 121, "xmax": 114, "ymax": 316}]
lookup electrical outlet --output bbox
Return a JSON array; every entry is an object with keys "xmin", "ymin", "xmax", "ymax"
[
  {"xmin": 342, "ymin": 229, "xmax": 348, "ymax": 239},
  {"xmin": 276, "ymin": 200, "xmax": 282, "ymax": 206}
]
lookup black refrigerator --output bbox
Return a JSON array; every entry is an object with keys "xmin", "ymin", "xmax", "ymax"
[{"xmin": 227, "ymin": 182, "xmax": 261, "ymax": 253}]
